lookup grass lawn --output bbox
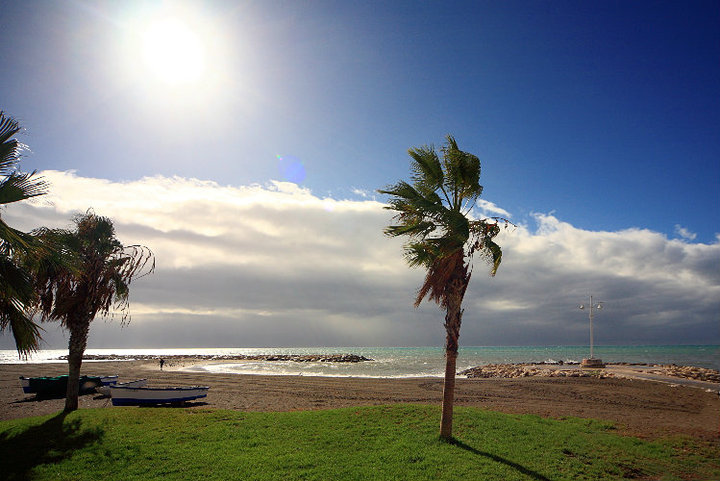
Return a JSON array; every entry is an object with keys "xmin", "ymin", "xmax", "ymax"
[{"xmin": 0, "ymin": 405, "xmax": 718, "ymax": 480}]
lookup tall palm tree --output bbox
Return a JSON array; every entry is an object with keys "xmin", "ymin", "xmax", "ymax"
[
  {"xmin": 0, "ymin": 111, "xmax": 48, "ymax": 355},
  {"xmin": 379, "ymin": 135, "xmax": 506, "ymax": 440},
  {"xmin": 34, "ymin": 211, "xmax": 154, "ymax": 411}
]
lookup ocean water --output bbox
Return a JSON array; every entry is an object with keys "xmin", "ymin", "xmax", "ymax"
[{"xmin": 2, "ymin": 345, "xmax": 718, "ymax": 378}]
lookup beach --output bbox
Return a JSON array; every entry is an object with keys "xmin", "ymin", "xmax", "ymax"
[{"xmin": 2, "ymin": 359, "xmax": 718, "ymax": 441}]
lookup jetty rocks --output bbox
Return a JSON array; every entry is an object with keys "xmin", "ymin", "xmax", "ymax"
[
  {"xmin": 653, "ymin": 364, "xmax": 719, "ymax": 383},
  {"xmin": 459, "ymin": 363, "xmax": 615, "ymax": 379},
  {"xmin": 459, "ymin": 362, "xmax": 720, "ymax": 383},
  {"xmin": 59, "ymin": 353, "xmax": 373, "ymax": 363},
  {"xmin": 608, "ymin": 362, "xmax": 719, "ymax": 383}
]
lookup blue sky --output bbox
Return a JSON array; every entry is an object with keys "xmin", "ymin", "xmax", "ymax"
[
  {"xmin": 1, "ymin": 1, "xmax": 718, "ymax": 349},
  {"xmin": 3, "ymin": 0, "xmax": 718, "ymax": 241}
]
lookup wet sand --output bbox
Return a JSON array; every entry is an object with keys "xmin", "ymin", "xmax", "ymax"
[{"xmin": 1, "ymin": 360, "xmax": 718, "ymax": 440}]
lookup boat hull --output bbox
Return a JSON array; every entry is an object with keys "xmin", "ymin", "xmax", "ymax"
[
  {"xmin": 99, "ymin": 375, "xmax": 119, "ymax": 386},
  {"xmin": 97, "ymin": 379, "xmax": 148, "ymax": 397},
  {"xmin": 19, "ymin": 375, "xmax": 105, "ymax": 398},
  {"xmin": 110, "ymin": 386, "xmax": 209, "ymax": 406},
  {"xmin": 19, "ymin": 377, "xmax": 32, "ymax": 394}
]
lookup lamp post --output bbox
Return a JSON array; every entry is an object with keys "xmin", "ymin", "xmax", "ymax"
[{"xmin": 579, "ymin": 295, "xmax": 605, "ymax": 368}]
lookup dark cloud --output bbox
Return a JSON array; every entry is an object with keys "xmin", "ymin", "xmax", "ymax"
[{"xmin": 2, "ymin": 172, "xmax": 718, "ymax": 350}]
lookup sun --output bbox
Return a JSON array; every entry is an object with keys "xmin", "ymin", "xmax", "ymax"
[
  {"xmin": 140, "ymin": 17, "xmax": 206, "ymax": 86},
  {"xmin": 120, "ymin": 5, "xmax": 232, "ymax": 109}
]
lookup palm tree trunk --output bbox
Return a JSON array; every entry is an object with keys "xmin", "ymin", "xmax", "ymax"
[
  {"xmin": 65, "ymin": 321, "xmax": 89, "ymax": 412},
  {"xmin": 440, "ymin": 277, "xmax": 465, "ymax": 440},
  {"xmin": 440, "ymin": 347, "xmax": 458, "ymax": 440}
]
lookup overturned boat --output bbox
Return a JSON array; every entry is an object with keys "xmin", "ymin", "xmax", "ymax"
[
  {"xmin": 19, "ymin": 375, "xmax": 117, "ymax": 398},
  {"xmin": 110, "ymin": 385, "xmax": 209, "ymax": 406}
]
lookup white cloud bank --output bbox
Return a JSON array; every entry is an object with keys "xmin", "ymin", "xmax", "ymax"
[{"xmin": 2, "ymin": 171, "xmax": 718, "ymax": 349}]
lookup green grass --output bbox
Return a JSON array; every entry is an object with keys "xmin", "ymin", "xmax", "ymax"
[{"xmin": 0, "ymin": 405, "xmax": 718, "ymax": 480}]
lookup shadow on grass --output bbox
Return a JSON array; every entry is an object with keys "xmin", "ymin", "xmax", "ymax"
[
  {"xmin": 13, "ymin": 391, "xmax": 98, "ymax": 403},
  {"xmin": 0, "ymin": 411, "xmax": 104, "ymax": 481},
  {"xmin": 450, "ymin": 438, "xmax": 552, "ymax": 481}
]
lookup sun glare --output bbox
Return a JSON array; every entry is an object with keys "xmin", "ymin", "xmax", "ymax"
[
  {"xmin": 141, "ymin": 18, "xmax": 205, "ymax": 86},
  {"xmin": 120, "ymin": 5, "xmax": 233, "ymax": 114}
]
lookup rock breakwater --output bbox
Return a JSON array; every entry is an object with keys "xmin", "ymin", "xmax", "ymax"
[
  {"xmin": 645, "ymin": 364, "xmax": 719, "ymax": 383},
  {"xmin": 459, "ymin": 364, "xmax": 614, "ymax": 379},
  {"xmin": 459, "ymin": 362, "xmax": 719, "ymax": 383},
  {"xmin": 57, "ymin": 354, "xmax": 373, "ymax": 363}
]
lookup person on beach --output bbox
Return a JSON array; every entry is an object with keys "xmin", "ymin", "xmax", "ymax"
[{"xmin": 159, "ymin": 358, "xmax": 165, "ymax": 370}]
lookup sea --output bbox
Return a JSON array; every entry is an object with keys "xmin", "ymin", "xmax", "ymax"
[{"xmin": 1, "ymin": 345, "xmax": 718, "ymax": 378}]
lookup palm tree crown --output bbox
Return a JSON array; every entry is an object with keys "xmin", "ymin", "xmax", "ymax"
[
  {"xmin": 0, "ymin": 111, "xmax": 49, "ymax": 355},
  {"xmin": 379, "ymin": 134, "xmax": 503, "ymax": 311},
  {"xmin": 35, "ymin": 211, "xmax": 155, "ymax": 328}
]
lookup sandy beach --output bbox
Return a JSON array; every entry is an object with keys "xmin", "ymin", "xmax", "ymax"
[{"xmin": 2, "ymin": 360, "xmax": 718, "ymax": 440}]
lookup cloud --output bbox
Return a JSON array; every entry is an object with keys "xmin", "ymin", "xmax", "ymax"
[
  {"xmin": 463, "ymin": 214, "xmax": 720, "ymax": 344},
  {"xmin": 674, "ymin": 224, "xmax": 697, "ymax": 241},
  {"xmin": 2, "ymin": 171, "xmax": 718, "ymax": 350},
  {"xmin": 473, "ymin": 199, "xmax": 512, "ymax": 219}
]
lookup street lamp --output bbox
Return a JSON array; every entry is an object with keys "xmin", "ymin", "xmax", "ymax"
[{"xmin": 579, "ymin": 295, "xmax": 605, "ymax": 368}]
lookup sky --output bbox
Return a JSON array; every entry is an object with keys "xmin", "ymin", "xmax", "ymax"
[{"xmin": 1, "ymin": 0, "xmax": 718, "ymax": 350}]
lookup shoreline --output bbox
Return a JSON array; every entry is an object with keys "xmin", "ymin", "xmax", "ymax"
[
  {"xmin": 1, "ymin": 360, "xmax": 719, "ymax": 440},
  {"xmin": 7, "ymin": 353, "xmax": 719, "ymax": 385}
]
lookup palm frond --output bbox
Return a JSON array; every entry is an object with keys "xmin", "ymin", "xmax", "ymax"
[
  {"xmin": 0, "ymin": 111, "xmax": 22, "ymax": 143},
  {"xmin": 0, "ymin": 171, "xmax": 48, "ymax": 204},
  {"xmin": 0, "ymin": 297, "xmax": 43, "ymax": 356},
  {"xmin": 385, "ymin": 220, "xmax": 436, "ymax": 239},
  {"xmin": 485, "ymin": 238, "xmax": 502, "ymax": 276},
  {"xmin": 118, "ymin": 244, "xmax": 155, "ymax": 281},
  {"xmin": 403, "ymin": 241, "xmax": 439, "ymax": 268},
  {"xmin": 0, "ymin": 112, "xmax": 21, "ymax": 150},
  {"xmin": 379, "ymin": 181, "xmax": 442, "ymax": 213},
  {"xmin": 414, "ymin": 249, "xmax": 467, "ymax": 308},
  {"xmin": 0, "ymin": 112, "xmax": 28, "ymax": 177},
  {"xmin": 408, "ymin": 145, "xmax": 448, "ymax": 199},
  {"xmin": 469, "ymin": 219, "xmax": 508, "ymax": 276},
  {"xmin": 0, "ymin": 219, "xmax": 44, "ymax": 257},
  {"xmin": 380, "ymin": 181, "xmax": 448, "ymax": 239},
  {"xmin": 0, "ymin": 255, "xmax": 34, "ymax": 303},
  {"xmin": 441, "ymin": 135, "xmax": 483, "ymax": 208}
]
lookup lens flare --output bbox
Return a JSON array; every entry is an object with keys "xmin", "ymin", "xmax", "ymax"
[{"xmin": 276, "ymin": 155, "xmax": 306, "ymax": 184}]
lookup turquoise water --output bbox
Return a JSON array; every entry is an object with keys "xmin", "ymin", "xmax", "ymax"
[{"xmin": 2, "ymin": 345, "xmax": 717, "ymax": 378}]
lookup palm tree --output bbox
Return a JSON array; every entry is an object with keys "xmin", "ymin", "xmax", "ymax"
[
  {"xmin": 34, "ymin": 211, "xmax": 154, "ymax": 411},
  {"xmin": 0, "ymin": 111, "xmax": 48, "ymax": 355},
  {"xmin": 379, "ymin": 135, "xmax": 506, "ymax": 440}
]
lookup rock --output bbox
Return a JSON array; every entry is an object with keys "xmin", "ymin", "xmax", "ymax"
[
  {"xmin": 661, "ymin": 365, "xmax": 719, "ymax": 383},
  {"xmin": 459, "ymin": 363, "xmax": 615, "ymax": 380}
]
